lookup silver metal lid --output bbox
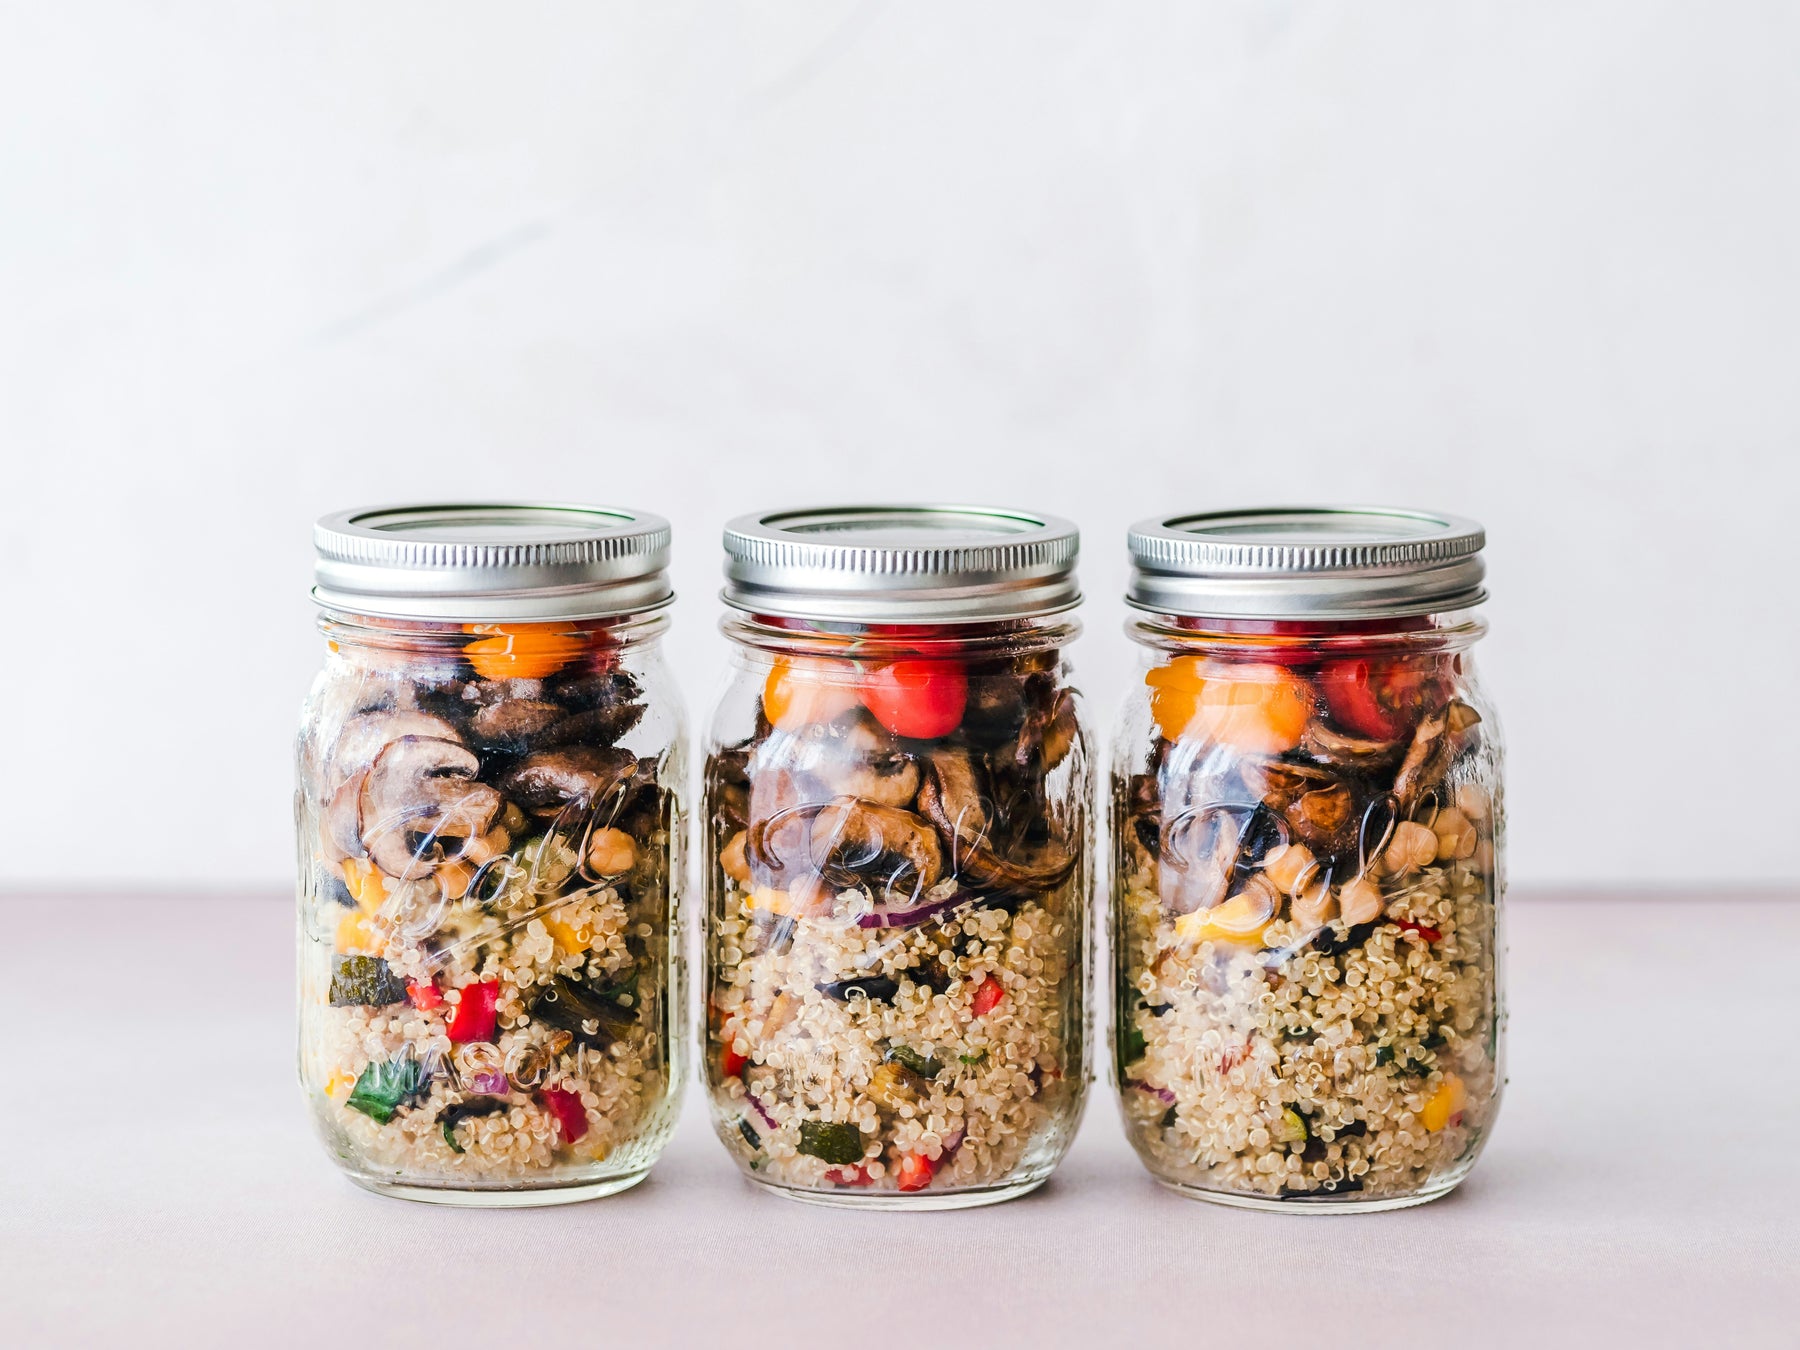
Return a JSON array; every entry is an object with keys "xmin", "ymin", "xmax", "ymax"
[
  {"xmin": 721, "ymin": 505, "xmax": 1081, "ymax": 622},
  {"xmin": 1127, "ymin": 506, "xmax": 1486, "ymax": 620},
  {"xmin": 313, "ymin": 502, "xmax": 673, "ymax": 622}
]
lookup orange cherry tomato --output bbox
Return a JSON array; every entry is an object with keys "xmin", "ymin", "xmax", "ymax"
[
  {"xmin": 1146, "ymin": 656, "xmax": 1311, "ymax": 752},
  {"xmin": 762, "ymin": 656, "xmax": 862, "ymax": 730},
  {"xmin": 462, "ymin": 624, "xmax": 587, "ymax": 680}
]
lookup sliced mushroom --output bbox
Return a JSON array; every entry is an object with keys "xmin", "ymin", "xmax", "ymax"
[
  {"xmin": 1393, "ymin": 710, "xmax": 1452, "ymax": 812},
  {"xmin": 496, "ymin": 746, "xmax": 638, "ymax": 817},
  {"xmin": 1301, "ymin": 720, "xmax": 1405, "ymax": 770},
  {"xmin": 807, "ymin": 796, "xmax": 943, "ymax": 900},
  {"xmin": 1009, "ymin": 687, "xmax": 1080, "ymax": 774},
  {"xmin": 358, "ymin": 737, "xmax": 504, "ymax": 879},
  {"xmin": 543, "ymin": 669, "xmax": 647, "ymax": 747},
  {"xmin": 775, "ymin": 712, "xmax": 921, "ymax": 809},
  {"xmin": 466, "ymin": 698, "xmax": 566, "ymax": 752},
  {"xmin": 917, "ymin": 747, "xmax": 1074, "ymax": 893},
  {"xmin": 323, "ymin": 770, "xmax": 369, "ymax": 861},
  {"xmin": 1283, "ymin": 782, "xmax": 1356, "ymax": 858},
  {"xmin": 328, "ymin": 709, "xmax": 463, "ymax": 788}
]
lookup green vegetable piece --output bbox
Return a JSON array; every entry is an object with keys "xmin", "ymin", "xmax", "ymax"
[
  {"xmin": 1160, "ymin": 1105, "xmax": 1178, "ymax": 1130},
  {"xmin": 1120, "ymin": 1024, "xmax": 1147, "ymax": 1067},
  {"xmin": 345, "ymin": 1056, "xmax": 425, "ymax": 1124},
  {"xmin": 531, "ymin": 973, "xmax": 638, "ymax": 1048},
  {"xmin": 1276, "ymin": 1108, "xmax": 1310, "ymax": 1144},
  {"xmin": 885, "ymin": 1044, "xmax": 943, "ymax": 1080},
  {"xmin": 796, "ymin": 1120, "xmax": 866, "ymax": 1166},
  {"xmin": 329, "ymin": 954, "xmax": 408, "ymax": 1008},
  {"xmin": 1372, "ymin": 1045, "xmax": 1396, "ymax": 1067},
  {"xmin": 738, "ymin": 1117, "xmax": 762, "ymax": 1150},
  {"xmin": 958, "ymin": 1050, "xmax": 989, "ymax": 1066}
]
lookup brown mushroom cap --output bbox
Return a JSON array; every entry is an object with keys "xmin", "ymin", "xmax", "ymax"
[
  {"xmin": 328, "ymin": 709, "xmax": 463, "ymax": 787},
  {"xmin": 466, "ymin": 698, "xmax": 566, "ymax": 751},
  {"xmin": 917, "ymin": 746, "xmax": 1075, "ymax": 893},
  {"xmin": 760, "ymin": 711, "xmax": 921, "ymax": 810},
  {"xmin": 496, "ymin": 745, "xmax": 638, "ymax": 817},
  {"xmin": 808, "ymin": 796, "xmax": 943, "ymax": 899},
  {"xmin": 358, "ymin": 736, "xmax": 503, "ymax": 879}
]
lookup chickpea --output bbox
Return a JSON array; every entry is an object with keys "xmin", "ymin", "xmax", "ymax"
[
  {"xmin": 1454, "ymin": 783, "xmax": 1491, "ymax": 823},
  {"xmin": 1382, "ymin": 821, "xmax": 1439, "ymax": 876},
  {"xmin": 436, "ymin": 860, "xmax": 474, "ymax": 899},
  {"xmin": 585, "ymin": 826, "xmax": 638, "ymax": 877},
  {"xmin": 1432, "ymin": 807, "xmax": 1478, "ymax": 862},
  {"xmin": 1290, "ymin": 875, "xmax": 1337, "ymax": 929},
  {"xmin": 461, "ymin": 825, "xmax": 511, "ymax": 866},
  {"xmin": 720, "ymin": 830, "xmax": 751, "ymax": 885},
  {"xmin": 1337, "ymin": 874, "xmax": 1385, "ymax": 926},
  {"xmin": 1262, "ymin": 842, "xmax": 1318, "ymax": 896}
]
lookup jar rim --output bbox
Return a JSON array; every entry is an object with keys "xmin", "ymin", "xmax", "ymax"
[
  {"xmin": 1126, "ymin": 506, "xmax": 1486, "ymax": 620},
  {"xmin": 721, "ymin": 503, "xmax": 1081, "ymax": 622},
  {"xmin": 313, "ymin": 501, "xmax": 673, "ymax": 622}
]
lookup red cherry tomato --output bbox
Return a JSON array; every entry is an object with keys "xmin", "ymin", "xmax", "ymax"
[
  {"xmin": 1317, "ymin": 657, "xmax": 1437, "ymax": 740},
  {"xmin": 859, "ymin": 659, "xmax": 968, "ymax": 739}
]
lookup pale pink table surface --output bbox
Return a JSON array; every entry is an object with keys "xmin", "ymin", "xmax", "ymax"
[{"xmin": 3, "ymin": 891, "xmax": 1793, "ymax": 1348}]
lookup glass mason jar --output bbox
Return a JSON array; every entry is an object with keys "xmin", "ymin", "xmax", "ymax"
[
  {"xmin": 1112, "ymin": 508, "xmax": 1504, "ymax": 1211},
  {"xmin": 703, "ymin": 506, "xmax": 1092, "ymax": 1208},
  {"xmin": 296, "ymin": 504, "xmax": 686, "ymax": 1204}
]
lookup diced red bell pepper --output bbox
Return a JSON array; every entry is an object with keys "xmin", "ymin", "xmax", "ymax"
[
  {"xmin": 825, "ymin": 1164, "xmax": 876, "ymax": 1186},
  {"xmin": 539, "ymin": 1087, "xmax": 588, "ymax": 1143},
  {"xmin": 970, "ymin": 977, "xmax": 1005, "ymax": 1018},
  {"xmin": 445, "ymin": 980, "xmax": 500, "ymax": 1043},
  {"xmin": 896, "ymin": 1152, "xmax": 935, "ymax": 1192},
  {"xmin": 407, "ymin": 980, "xmax": 443, "ymax": 1011},
  {"xmin": 1392, "ymin": 919, "xmax": 1444, "ymax": 943},
  {"xmin": 720, "ymin": 1039, "xmax": 749, "ymax": 1079}
]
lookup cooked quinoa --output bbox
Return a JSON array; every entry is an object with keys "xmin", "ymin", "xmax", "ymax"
[
  {"xmin": 708, "ymin": 878, "xmax": 1081, "ymax": 1192},
  {"xmin": 296, "ymin": 645, "xmax": 681, "ymax": 1195},
  {"xmin": 301, "ymin": 857, "xmax": 675, "ymax": 1184},
  {"xmin": 1116, "ymin": 849, "xmax": 1497, "ymax": 1200}
]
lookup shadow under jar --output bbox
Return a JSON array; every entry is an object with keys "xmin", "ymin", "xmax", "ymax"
[
  {"xmin": 704, "ymin": 506, "xmax": 1092, "ymax": 1209},
  {"xmin": 1113, "ymin": 508, "xmax": 1505, "ymax": 1212},
  {"xmin": 296, "ymin": 503, "xmax": 686, "ymax": 1205}
]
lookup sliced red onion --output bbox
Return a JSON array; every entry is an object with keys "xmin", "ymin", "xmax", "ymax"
[
  {"xmin": 855, "ymin": 890, "xmax": 978, "ymax": 930},
  {"xmin": 745, "ymin": 1092, "xmax": 779, "ymax": 1131},
  {"xmin": 940, "ymin": 1124, "xmax": 966, "ymax": 1158},
  {"xmin": 468, "ymin": 1071, "xmax": 510, "ymax": 1095},
  {"xmin": 1125, "ymin": 1078, "xmax": 1177, "ymax": 1105}
]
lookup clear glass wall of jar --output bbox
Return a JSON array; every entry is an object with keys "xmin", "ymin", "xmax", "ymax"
[
  {"xmin": 297, "ymin": 504, "xmax": 685, "ymax": 1204},
  {"xmin": 1113, "ymin": 509, "xmax": 1504, "ymax": 1211},
  {"xmin": 704, "ymin": 507, "xmax": 1092, "ymax": 1208}
]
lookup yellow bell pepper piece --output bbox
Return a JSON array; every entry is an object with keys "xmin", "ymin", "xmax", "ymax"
[
  {"xmin": 335, "ymin": 909, "xmax": 380, "ymax": 954},
  {"xmin": 324, "ymin": 1071, "xmax": 356, "ymax": 1100},
  {"xmin": 746, "ymin": 886, "xmax": 799, "ymax": 917},
  {"xmin": 340, "ymin": 858, "xmax": 386, "ymax": 912},
  {"xmin": 1173, "ymin": 891, "xmax": 1273, "ymax": 947},
  {"xmin": 1421, "ymin": 1072, "xmax": 1467, "ymax": 1131},
  {"xmin": 543, "ymin": 911, "xmax": 593, "ymax": 953}
]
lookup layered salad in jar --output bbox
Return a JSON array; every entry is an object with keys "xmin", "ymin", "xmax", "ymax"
[
  {"xmin": 296, "ymin": 621, "xmax": 681, "ymax": 1194},
  {"xmin": 705, "ymin": 632, "xmax": 1089, "ymax": 1202},
  {"xmin": 1115, "ymin": 620, "xmax": 1501, "ymax": 1206}
]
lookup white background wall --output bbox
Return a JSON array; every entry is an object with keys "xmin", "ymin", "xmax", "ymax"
[{"xmin": 3, "ymin": 2, "xmax": 1796, "ymax": 892}]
